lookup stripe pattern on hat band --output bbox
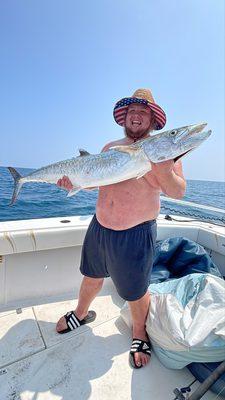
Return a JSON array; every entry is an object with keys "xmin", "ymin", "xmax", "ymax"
[{"xmin": 113, "ymin": 97, "xmax": 166, "ymax": 130}]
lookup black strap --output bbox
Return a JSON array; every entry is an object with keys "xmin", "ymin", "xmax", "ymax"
[
  {"xmin": 65, "ymin": 311, "xmax": 81, "ymax": 331},
  {"xmin": 130, "ymin": 338, "xmax": 152, "ymax": 356}
]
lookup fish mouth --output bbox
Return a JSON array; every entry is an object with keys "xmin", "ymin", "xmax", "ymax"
[
  {"xmin": 174, "ymin": 122, "xmax": 208, "ymax": 143},
  {"xmin": 184, "ymin": 128, "xmax": 211, "ymax": 144},
  {"xmin": 189, "ymin": 122, "xmax": 207, "ymax": 133},
  {"xmin": 174, "ymin": 128, "xmax": 211, "ymax": 161},
  {"xmin": 188, "ymin": 123, "xmax": 208, "ymax": 139},
  {"xmin": 173, "ymin": 124, "xmax": 209, "ymax": 161},
  {"xmin": 173, "ymin": 149, "xmax": 193, "ymax": 162}
]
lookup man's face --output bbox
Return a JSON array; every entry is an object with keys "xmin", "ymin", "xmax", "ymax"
[{"xmin": 124, "ymin": 103, "xmax": 153, "ymax": 140}]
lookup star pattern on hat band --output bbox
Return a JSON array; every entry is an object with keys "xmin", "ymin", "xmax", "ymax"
[
  {"xmin": 113, "ymin": 96, "xmax": 166, "ymax": 130},
  {"xmin": 114, "ymin": 98, "xmax": 148, "ymax": 109}
]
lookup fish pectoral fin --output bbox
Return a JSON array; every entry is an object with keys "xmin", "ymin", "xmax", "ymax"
[
  {"xmin": 110, "ymin": 145, "xmax": 140, "ymax": 155},
  {"xmin": 67, "ymin": 185, "xmax": 81, "ymax": 197},
  {"xmin": 136, "ymin": 166, "xmax": 152, "ymax": 179}
]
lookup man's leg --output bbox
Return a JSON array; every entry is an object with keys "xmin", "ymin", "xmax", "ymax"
[
  {"xmin": 56, "ymin": 276, "xmax": 104, "ymax": 332},
  {"xmin": 128, "ymin": 291, "xmax": 151, "ymax": 367}
]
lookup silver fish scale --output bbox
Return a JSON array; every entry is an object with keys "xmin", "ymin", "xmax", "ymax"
[
  {"xmin": 20, "ymin": 149, "xmax": 148, "ymax": 188},
  {"xmin": 21, "ymin": 158, "xmax": 77, "ymax": 183},
  {"xmin": 71, "ymin": 149, "xmax": 147, "ymax": 187},
  {"xmin": 142, "ymin": 136, "xmax": 178, "ymax": 162}
]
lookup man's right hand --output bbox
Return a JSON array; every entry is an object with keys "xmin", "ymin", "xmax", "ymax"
[
  {"xmin": 57, "ymin": 176, "xmax": 96, "ymax": 191},
  {"xmin": 57, "ymin": 176, "xmax": 73, "ymax": 191}
]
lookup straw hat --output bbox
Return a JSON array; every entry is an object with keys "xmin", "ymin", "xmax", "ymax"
[{"xmin": 113, "ymin": 88, "xmax": 166, "ymax": 130}]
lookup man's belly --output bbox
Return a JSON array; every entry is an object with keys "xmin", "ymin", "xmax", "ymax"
[{"xmin": 96, "ymin": 178, "xmax": 161, "ymax": 230}]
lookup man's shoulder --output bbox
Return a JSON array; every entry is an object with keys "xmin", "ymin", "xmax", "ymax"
[{"xmin": 101, "ymin": 138, "xmax": 127, "ymax": 152}]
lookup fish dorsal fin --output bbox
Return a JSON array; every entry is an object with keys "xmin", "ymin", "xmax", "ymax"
[
  {"xmin": 79, "ymin": 149, "xmax": 90, "ymax": 157},
  {"xmin": 110, "ymin": 145, "xmax": 140, "ymax": 155}
]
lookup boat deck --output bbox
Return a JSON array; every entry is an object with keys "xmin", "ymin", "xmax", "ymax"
[{"xmin": 0, "ymin": 281, "xmax": 221, "ymax": 400}]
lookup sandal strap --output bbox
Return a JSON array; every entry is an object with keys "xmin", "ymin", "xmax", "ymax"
[
  {"xmin": 65, "ymin": 311, "xmax": 81, "ymax": 331},
  {"xmin": 130, "ymin": 338, "xmax": 152, "ymax": 356}
]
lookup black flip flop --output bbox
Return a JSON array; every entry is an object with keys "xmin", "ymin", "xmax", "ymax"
[
  {"xmin": 129, "ymin": 338, "xmax": 152, "ymax": 369},
  {"xmin": 57, "ymin": 310, "xmax": 96, "ymax": 334}
]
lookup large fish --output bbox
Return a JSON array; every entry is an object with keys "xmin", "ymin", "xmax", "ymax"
[{"xmin": 8, "ymin": 123, "xmax": 211, "ymax": 205}]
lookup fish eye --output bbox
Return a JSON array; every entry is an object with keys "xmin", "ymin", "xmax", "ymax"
[{"xmin": 170, "ymin": 130, "xmax": 177, "ymax": 136}]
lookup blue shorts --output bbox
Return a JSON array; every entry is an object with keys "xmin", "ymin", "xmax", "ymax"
[{"xmin": 80, "ymin": 215, "xmax": 157, "ymax": 301}]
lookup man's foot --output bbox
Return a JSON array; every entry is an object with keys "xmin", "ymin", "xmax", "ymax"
[
  {"xmin": 56, "ymin": 310, "xmax": 96, "ymax": 334},
  {"xmin": 129, "ymin": 332, "xmax": 151, "ymax": 368}
]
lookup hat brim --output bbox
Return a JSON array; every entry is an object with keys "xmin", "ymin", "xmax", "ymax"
[{"xmin": 113, "ymin": 97, "xmax": 166, "ymax": 130}]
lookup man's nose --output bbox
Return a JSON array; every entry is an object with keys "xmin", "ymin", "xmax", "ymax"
[{"xmin": 133, "ymin": 111, "xmax": 141, "ymax": 118}]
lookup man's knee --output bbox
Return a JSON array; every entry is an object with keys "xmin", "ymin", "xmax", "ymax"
[
  {"xmin": 127, "ymin": 290, "xmax": 150, "ymax": 303},
  {"xmin": 83, "ymin": 276, "xmax": 104, "ymax": 289}
]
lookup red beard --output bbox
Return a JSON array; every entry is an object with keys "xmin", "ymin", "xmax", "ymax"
[{"xmin": 124, "ymin": 127, "xmax": 150, "ymax": 142}]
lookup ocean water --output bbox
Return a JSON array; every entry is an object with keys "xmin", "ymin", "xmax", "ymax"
[{"xmin": 0, "ymin": 166, "xmax": 224, "ymax": 225}]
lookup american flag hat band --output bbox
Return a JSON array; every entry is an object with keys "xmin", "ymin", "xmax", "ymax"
[{"xmin": 113, "ymin": 90, "xmax": 166, "ymax": 130}]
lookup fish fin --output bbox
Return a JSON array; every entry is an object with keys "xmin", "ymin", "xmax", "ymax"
[
  {"xmin": 83, "ymin": 187, "xmax": 97, "ymax": 191},
  {"xmin": 78, "ymin": 149, "xmax": 91, "ymax": 157},
  {"xmin": 67, "ymin": 185, "xmax": 81, "ymax": 197},
  {"xmin": 136, "ymin": 166, "xmax": 152, "ymax": 179},
  {"xmin": 7, "ymin": 167, "xmax": 23, "ymax": 205},
  {"xmin": 110, "ymin": 145, "xmax": 140, "ymax": 155}
]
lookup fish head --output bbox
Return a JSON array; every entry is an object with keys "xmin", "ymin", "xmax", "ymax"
[
  {"xmin": 142, "ymin": 123, "xmax": 211, "ymax": 162},
  {"xmin": 169, "ymin": 122, "xmax": 211, "ymax": 161}
]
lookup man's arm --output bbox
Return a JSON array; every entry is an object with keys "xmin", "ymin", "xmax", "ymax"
[{"xmin": 150, "ymin": 159, "xmax": 186, "ymax": 199}]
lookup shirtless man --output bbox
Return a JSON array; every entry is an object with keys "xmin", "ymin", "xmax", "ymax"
[{"xmin": 56, "ymin": 89, "xmax": 186, "ymax": 369}]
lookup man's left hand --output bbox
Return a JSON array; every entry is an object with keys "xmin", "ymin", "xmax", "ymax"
[{"xmin": 150, "ymin": 160, "xmax": 175, "ymax": 176}]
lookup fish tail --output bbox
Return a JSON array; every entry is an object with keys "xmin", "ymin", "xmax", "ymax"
[{"xmin": 7, "ymin": 167, "xmax": 23, "ymax": 205}]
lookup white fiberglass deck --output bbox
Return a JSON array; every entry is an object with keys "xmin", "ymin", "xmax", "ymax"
[{"xmin": 0, "ymin": 283, "xmax": 222, "ymax": 400}]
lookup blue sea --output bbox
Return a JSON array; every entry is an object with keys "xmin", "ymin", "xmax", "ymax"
[{"xmin": 0, "ymin": 166, "xmax": 224, "ymax": 225}]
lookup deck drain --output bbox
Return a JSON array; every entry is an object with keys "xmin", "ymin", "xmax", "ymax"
[{"xmin": 60, "ymin": 220, "xmax": 71, "ymax": 223}]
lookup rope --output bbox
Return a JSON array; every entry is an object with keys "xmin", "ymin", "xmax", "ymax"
[
  {"xmin": 160, "ymin": 196, "xmax": 225, "ymax": 215},
  {"xmin": 160, "ymin": 197, "xmax": 225, "ymax": 226},
  {"xmin": 162, "ymin": 214, "xmax": 225, "ymax": 228}
]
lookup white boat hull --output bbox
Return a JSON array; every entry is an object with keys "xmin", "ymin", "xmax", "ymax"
[{"xmin": 0, "ymin": 214, "xmax": 224, "ymax": 310}]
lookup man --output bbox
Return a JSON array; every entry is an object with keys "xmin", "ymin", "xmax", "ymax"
[{"xmin": 56, "ymin": 89, "xmax": 186, "ymax": 369}]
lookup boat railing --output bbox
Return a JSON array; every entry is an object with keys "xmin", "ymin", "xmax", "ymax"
[{"xmin": 160, "ymin": 196, "xmax": 225, "ymax": 226}]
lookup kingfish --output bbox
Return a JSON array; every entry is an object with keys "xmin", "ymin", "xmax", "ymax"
[{"xmin": 8, "ymin": 123, "xmax": 211, "ymax": 205}]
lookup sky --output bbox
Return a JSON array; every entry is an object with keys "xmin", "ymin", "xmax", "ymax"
[{"xmin": 0, "ymin": 0, "xmax": 224, "ymax": 181}]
